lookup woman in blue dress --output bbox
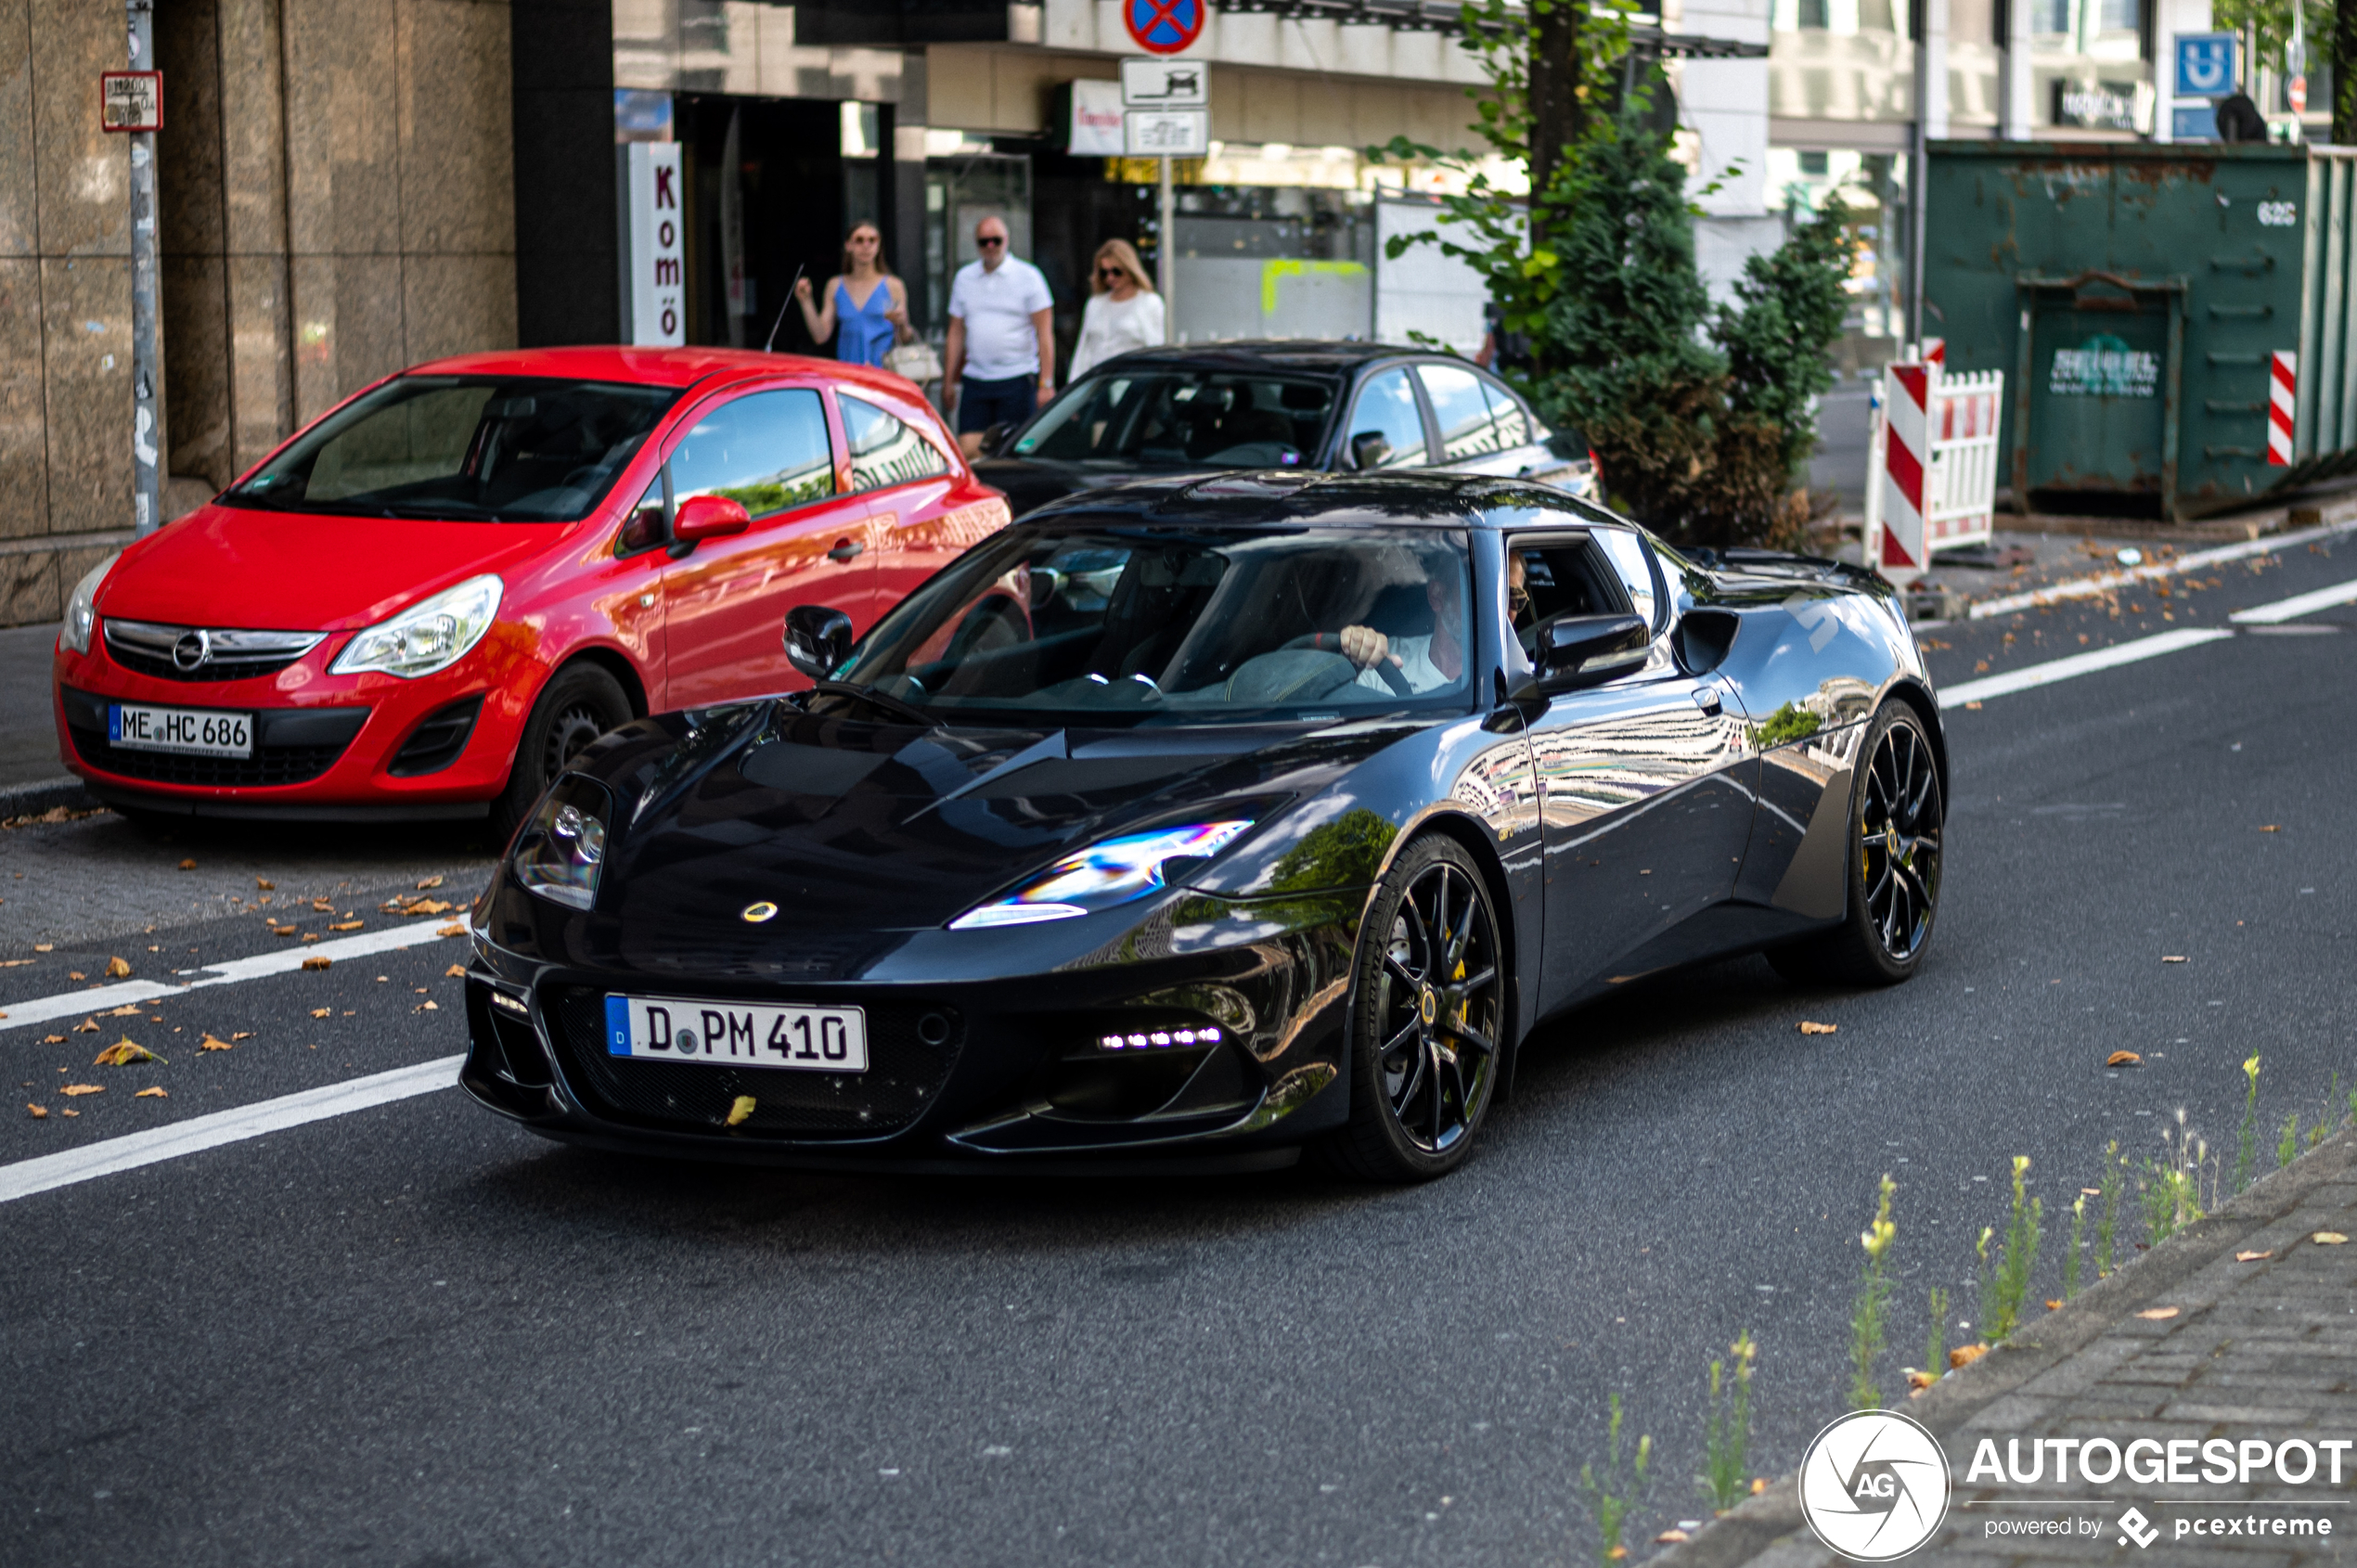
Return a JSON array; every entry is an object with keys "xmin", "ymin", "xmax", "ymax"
[{"xmin": 792, "ymin": 223, "xmax": 912, "ymax": 367}]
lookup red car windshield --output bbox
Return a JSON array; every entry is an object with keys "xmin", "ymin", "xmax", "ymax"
[{"xmin": 222, "ymin": 375, "xmax": 680, "ymax": 522}]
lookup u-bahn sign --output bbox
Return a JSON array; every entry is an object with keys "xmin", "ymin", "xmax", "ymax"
[{"xmin": 1124, "ymin": 0, "xmax": 1204, "ymax": 56}]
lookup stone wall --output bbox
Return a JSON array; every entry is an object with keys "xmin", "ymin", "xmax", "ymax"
[{"xmin": 0, "ymin": 0, "xmax": 520, "ymax": 629}]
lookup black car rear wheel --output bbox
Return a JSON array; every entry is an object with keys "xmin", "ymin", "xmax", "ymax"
[
  {"xmin": 1769, "ymin": 700, "xmax": 1944, "ymax": 987},
  {"xmin": 1321, "ymin": 836, "xmax": 1505, "ymax": 1182}
]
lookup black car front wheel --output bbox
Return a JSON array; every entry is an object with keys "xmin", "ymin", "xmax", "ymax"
[
  {"xmin": 1769, "ymin": 700, "xmax": 1944, "ymax": 987},
  {"xmin": 1322, "ymin": 836, "xmax": 1506, "ymax": 1182}
]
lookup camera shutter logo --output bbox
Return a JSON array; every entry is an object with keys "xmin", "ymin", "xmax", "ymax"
[{"xmin": 1797, "ymin": 1409, "xmax": 1951, "ymax": 1562}]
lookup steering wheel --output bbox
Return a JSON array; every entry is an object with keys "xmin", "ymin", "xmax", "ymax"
[{"xmin": 1371, "ymin": 658, "xmax": 1414, "ymax": 698}]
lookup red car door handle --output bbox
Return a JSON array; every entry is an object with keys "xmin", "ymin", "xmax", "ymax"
[{"xmin": 827, "ymin": 538, "xmax": 866, "ymax": 562}]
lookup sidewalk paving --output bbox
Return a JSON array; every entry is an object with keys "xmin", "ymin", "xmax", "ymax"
[{"xmin": 1659, "ymin": 1132, "xmax": 2357, "ymax": 1566}]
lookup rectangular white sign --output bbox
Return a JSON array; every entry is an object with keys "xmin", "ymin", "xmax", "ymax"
[
  {"xmin": 1121, "ymin": 58, "xmax": 1208, "ymax": 108},
  {"xmin": 1125, "ymin": 109, "xmax": 1209, "ymax": 158},
  {"xmin": 625, "ymin": 142, "xmax": 685, "ymax": 347},
  {"xmin": 1069, "ymin": 79, "xmax": 1126, "ymax": 157}
]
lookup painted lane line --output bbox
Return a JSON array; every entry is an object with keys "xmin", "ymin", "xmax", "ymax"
[
  {"xmin": 1939, "ymin": 628, "xmax": 2236, "ymax": 707},
  {"xmin": 2230, "ymin": 575, "xmax": 2357, "ymax": 624},
  {"xmin": 0, "ymin": 1054, "xmax": 464, "ymax": 1205},
  {"xmin": 1967, "ymin": 516, "xmax": 2357, "ymax": 621},
  {"xmin": 1, "ymin": 915, "xmax": 471, "ymax": 1033}
]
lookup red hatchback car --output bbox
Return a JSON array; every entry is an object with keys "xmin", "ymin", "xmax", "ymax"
[{"xmin": 55, "ymin": 347, "xmax": 1009, "ymax": 834}]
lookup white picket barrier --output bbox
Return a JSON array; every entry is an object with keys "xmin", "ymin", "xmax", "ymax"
[{"xmin": 1862, "ymin": 357, "xmax": 2005, "ymax": 585}]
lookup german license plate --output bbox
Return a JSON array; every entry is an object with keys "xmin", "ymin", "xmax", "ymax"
[
  {"xmin": 604, "ymin": 994, "xmax": 869, "ymax": 1073},
  {"xmin": 108, "ymin": 702, "xmax": 252, "ymax": 758}
]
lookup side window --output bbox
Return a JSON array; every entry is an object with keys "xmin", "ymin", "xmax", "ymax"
[
  {"xmin": 842, "ymin": 393, "xmax": 952, "ymax": 493},
  {"xmin": 1420, "ymin": 364, "xmax": 1502, "ymax": 461},
  {"xmin": 1344, "ymin": 367, "xmax": 1428, "ymax": 469},
  {"xmin": 1504, "ymin": 533, "xmax": 1632, "ymax": 656},
  {"xmin": 669, "ymin": 388, "xmax": 835, "ymax": 519},
  {"xmin": 1591, "ymin": 528, "xmax": 1662, "ymax": 633},
  {"xmin": 1477, "ymin": 374, "xmax": 1531, "ymax": 447}
]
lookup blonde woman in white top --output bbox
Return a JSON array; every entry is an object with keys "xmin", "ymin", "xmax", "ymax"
[{"xmin": 1069, "ymin": 239, "xmax": 1166, "ymax": 378}]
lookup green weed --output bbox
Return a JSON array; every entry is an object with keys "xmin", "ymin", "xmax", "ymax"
[
  {"xmin": 1924, "ymin": 1287, "xmax": 1949, "ymax": 1380},
  {"xmin": 2095, "ymin": 1140, "xmax": 2121, "ymax": 1279},
  {"xmin": 2064, "ymin": 1194, "xmax": 2086, "ymax": 1300},
  {"xmin": 1979, "ymin": 1156, "xmax": 2041, "ymax": 1343},
  {"xmin": 2279, "ymin": 1111, "xmax": 2302, "ymax": 1170},
  {"xmin": 1699, "ymin": 1331, "xmax": 1757, "ymax": 1513},
  {"xmin": 1578, "ymin": 1393, "xmax": 1651, "ymax": 1566},
  {"xmin": 2233, "ymin": 1053, "xmax": 2261, "ymax": 1195},
  {"xmin": 1848, "ymin": 1175, "xmax": 1897, "ymax": 1409}
]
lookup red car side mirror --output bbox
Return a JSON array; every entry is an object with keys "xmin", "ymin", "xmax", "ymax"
[{"xmin": 673, "ymin": 495, "xmax": 752, "ymax": 543}]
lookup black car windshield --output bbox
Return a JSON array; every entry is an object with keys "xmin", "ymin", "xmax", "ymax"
[
  {"xmin": 221, "ymin": 376, "xmax": 679, "ymax": 521},
  {"xmin": 836, "ymin": 522, "xmax": 1474, "ymax": 727},
  {"xmin": 1011, "ymin": 370, "xmax": 1336, "ymax": 469}
]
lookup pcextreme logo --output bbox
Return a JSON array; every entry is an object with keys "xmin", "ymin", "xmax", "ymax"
[{"xmin": 1797, "ymin": 1409, "xmax": 1954, "ymax": 1562}]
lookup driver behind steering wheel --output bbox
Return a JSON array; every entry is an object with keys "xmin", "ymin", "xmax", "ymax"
[{"xmin": 1324, "ymin": 552, "xmax": 1530, "ymax": 694}]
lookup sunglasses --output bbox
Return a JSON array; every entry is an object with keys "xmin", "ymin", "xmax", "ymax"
[
  {"xmin": 1096, "ymin": 265, "xmax": 1125, "ymax": 280},
  {"xmin": 975, "ymin": 235, "xmax": 1006, "ymax": 247},
  {"xmin": 1508, "ymin": 585, "xmax": 1532, "ymax": 609}
]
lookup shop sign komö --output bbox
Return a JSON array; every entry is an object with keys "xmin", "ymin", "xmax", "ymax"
[
  {"xmin": 2050, "ymin": 334, "xmax": 2158, "ymax": 398},
  {"xmin": 625, "ymin": 142, "xmax": 685, "ymax": 348}
]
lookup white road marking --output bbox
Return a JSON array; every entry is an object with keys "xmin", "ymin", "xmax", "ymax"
[
  {"xmin": 2230, "ymin": 575, "xmax": 2357, "ymax": 624},
  {"xmin": 0, "ymin": 1054, "xmax": 465, "ymax": 1205},
  {"xmin": 1966, "ymin": 517, "xmax": 2357, "ymax": 621},
  {"xmin": 1, "ymin": 916, "xmax": 470, "ymax": 1033},
  {"xmin": 1939, "ymin": 628, "xmax": 2236, "ymax": 707}
]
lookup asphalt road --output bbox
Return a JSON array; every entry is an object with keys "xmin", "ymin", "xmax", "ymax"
[{"xmin": 4, "ymin": 532, "xmax": 2353, "ymax": 1567}]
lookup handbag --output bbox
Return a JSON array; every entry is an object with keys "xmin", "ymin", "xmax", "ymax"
[{"xmin": 883, "ymin": 341, "xmax": 944, "ymax": 383}]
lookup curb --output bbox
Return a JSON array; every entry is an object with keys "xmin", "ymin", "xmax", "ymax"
[
  {"xmin": 0, "ymin": 776, "xmax": 100, "ymax": 821},
  {"xmin": 1653, "ymin": 1128, "xmax": 2357, "ymax": 1568}
]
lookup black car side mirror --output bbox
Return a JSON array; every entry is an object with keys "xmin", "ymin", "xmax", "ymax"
[
  {"xmin": 783, "ymin": 605, "xmax": 856, "ymax": 681},
  {"xmin": 978, "ymin": 421, "xmax": 1013, "ymax": 457},
  {"xmin": 1350, "ymin": 431, "xmax": 1391, "ymax": 469},
  {"xmin": 1531, "ymin": 613, "xmax": 1651, "ymax": 692}
]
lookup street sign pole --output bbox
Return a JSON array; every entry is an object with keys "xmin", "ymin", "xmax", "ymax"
[
  {"xmin": 1158, "ymin": 155, "xmax": 1174, "ymax": 342},
  {"xmin": 125, "ymin": 0, "xmax": 161, "ymax": 538}
]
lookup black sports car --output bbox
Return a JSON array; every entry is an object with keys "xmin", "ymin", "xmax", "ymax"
[
  {"xmin": 460, "ymin": 472, "xmax": 1946, "ymax": 1180},
  {"xmin": 972, "ymin": 341, "xmax": 1593, "ymax": 517}
]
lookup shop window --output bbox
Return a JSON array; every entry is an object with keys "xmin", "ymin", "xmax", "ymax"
[
  {"xmin": 1797, "ymin": 0, "xmax": 1829, "ymax": 27},
  {"xmin": 1346, "ymin": 368, "xmax": 1428, "ymax": 469},
  {"xmin": 671, "ymin": 389, "xmax": 836, "ymax": 518},
  {"xmin": 1420, "ymin": 365, "xmax": 1504, "ymax": 462},
  {"xmin": 1798, "ymin": 150, "xmax": 1831, "ymax": 176},
  {"xmin": 842, "ymin": 394, "xmax": 950, "ymax": 493}
]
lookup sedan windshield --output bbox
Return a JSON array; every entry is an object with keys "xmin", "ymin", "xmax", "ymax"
[
  {"xmin": 836, "ymin": 522, "xmax": 1473, "ymax": 727},
  {"xmin": 1011, "ymin": 371, "xmax": 1337, "ymax": 469},
  {"xmin": 223, "ymin": 376, "xmax": 679, "ymax": 521}
]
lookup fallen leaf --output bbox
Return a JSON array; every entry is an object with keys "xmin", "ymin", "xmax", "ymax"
[
  {"xmin": 302, "ymin": 956, "xmax": 331, "ymax": 970},
  {"xmin": 2135, "ymin": 1307, "xmax": 2181, "ymax": 1320},
  {"xmin": 417, "ymin": 875, "xmax": 444, "ymax": 891},
  {"xmin": 270, "ymin": 924, "xmax": 296, "ymax": 936},
  {"xmin": 2161, "ymin": 955, "xmax": 2187, "ymax": 963},
  {"xmin": 1797, "ymin": 1021, "xmax": 1838, "ymax": 1035},
  {"xmin": 1606, "ymin": 1549, "xmax": 1628, "ymax": 1562},
  {"xmin": 1749, "ymin": 1478, "xmax": 1767, "ymax": 1496},
  {"xmin": 413, "ymin": 1000, "xmax": 439, "ymax": 1012},
  {"xmin": 444, "ymin": 964, "xmax": 466, "ymax": 978},
  {"xmin": 2315, "ymin": 1232, "xmax": 2350, "ymax": 1246},
  {"xmin": 93, "ymin": 1040, "xmax": 161, "ymax": 1066},
  {"xmin": 300, "ymin": 933, "xmax": 318, "ymax": 943},
  {"xmin": 59, "ymin": 1108, "xmax": 77, "ymax": 1117},
  {"xmin": 1905, "ymin": 1369, "xmax": 1938, "ymax": 1390},
  {"xmin": 33, "ymin": 943, "xmax": 53, "ymax": 952},
  {"xmin": 2080, "ymin": 1187, "xmax": 2103, "ymax": 1196},
  {"xmin": 135, "ymin": 1086, "xmax": 167, "ymax": 1099},
  {"xmin": 200, "ymin": 1035, "xmax": 234, "ymax": 1051},
  {"xmin": 309, "ymin": 1008, "xmax": 331, "ymax": 1019},
  {"xmin": 2045, "ymin": 1299, "xmax": 2063, "ymax": 1310},
  {"xmin": 437, "ymin": 922, "xmax": 466, "ymax": 938},
  {"xmin": 71, "ymin": 1020, "xmax": 97, "ymax": 1034},
  {"xmin": 68, "ymin": 971, "xmax": 84, "ymax": 980},
  {"xmin": 1655, "ymin": 1530, "xmax": 1690, "ymax": 1544},
  {"xmin": 41, "ymin": 1035, "xmax": 62, "ymax": 1045},
  {"xmin": 106, "ymin": 956, "xmax": 132, "ymax": 977},
  {"xmin": 26, "ymin": 1103, "xmax": 45, "ymax": 1118},
  {"xmin": 231, "ymin": 1031, "xmax": 252, "ymax": 1041},
  {"xmin": 1949, "ymin": 1343, "xmax": 1990, "ymax": 1369},
  {"xmin": 1964, "ymin": 700, "xmax": 1984, "ymax": 710},
  {"xmin": 0, "ymin": 958, "xmax": 35, "ymax": 968},
  {"xmin": 177, "ymin": 858, "xmax": 195, "ymax": 870},
  {"xmin": 2235, "ymin": 1250, "xmax": 2272, "ymax": 1263},
  {"xmin": 255, "ymin": 878, "xmax": 274, "ymax": 890},
  {"xmin": 311, "ymin": 898, "xmax": 333, "ymax": 913},
  {"xmin": 2106, "ymin": 1050, "xmax": 2142, "ymax": 1067},
  {"xmin": 328, "ymin": 920, "xmax": 363, "ymax": 932},
  {"xmin": 58, "ymin": 1084, "xmax": 104, "ymax": 1097},
  {"xmin": 2260, "ymin": 825, "xmax": 2281, "ymax": 832},
  {"xmin": 725, "ymin": 1095, "xmax": 757, "ymax": 1127},
  {"xmin": 406, "ymin": 899, "xmax": 454, "ymax": 916},
  {"xmin": 107, "ymin": 1004, "xmax": 141, "ymax": 1017}
]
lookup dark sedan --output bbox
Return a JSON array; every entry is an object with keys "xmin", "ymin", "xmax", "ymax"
[
  {"xmin": 459, "ymin": 471, "xmax": 1945, "ymax": 1180},
  {"xmin": 972, "ymin": 341, "xmax": 1593, "ymax": 517}
]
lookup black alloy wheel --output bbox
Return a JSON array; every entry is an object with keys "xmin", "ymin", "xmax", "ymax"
[
  {"xmin": 1769, "ymin": 701, "xmax": 1944, "ymax": 987},
  {"xmin": 489, "ymin": 663, "xmax": 634, "ymax": 844},
  {"xmin": 1322, "ymin": 836, "xmax": 1506, "ymax": 1181}
]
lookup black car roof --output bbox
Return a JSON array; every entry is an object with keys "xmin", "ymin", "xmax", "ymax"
[
  {"xmin": 1017, "ymin": 470, "xmax": 1613, "ymax": 531},
  {"xmin": 1085, "ymin": 341, "xmax": 1423, "ymax": 375}
]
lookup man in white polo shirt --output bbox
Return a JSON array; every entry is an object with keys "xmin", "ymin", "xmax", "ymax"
[{"xmin": 942, "ymin": 215, "xmax": 1055, "ymax": 443}]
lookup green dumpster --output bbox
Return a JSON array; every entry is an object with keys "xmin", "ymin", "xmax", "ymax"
[{"xmin": 1924, "ymin": 141, "xmax": 2357, "ymax": 519}]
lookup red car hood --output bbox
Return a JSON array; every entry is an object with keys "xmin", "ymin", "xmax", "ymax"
[{"xmin": 94, "ymin": 505, "xmax": 573, "ymax": 631}]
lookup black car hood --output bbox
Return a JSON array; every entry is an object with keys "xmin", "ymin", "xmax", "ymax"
[
  {"xmin": 601, "ymin": 706, "xmax": 1401, "ymax": 945},
  {"xmin": 973, "ymin": 456, "xmax": 1203, "ymax": 518}
]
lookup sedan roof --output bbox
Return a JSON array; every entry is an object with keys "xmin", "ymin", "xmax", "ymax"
[
  {"xmin": 1020, "ymin": 470, "xmax": 1599, "ymax": 530},
  {"xmin": 391, "ymin": 344, "xmax": 923, "ymax": 401},
  {"xmin": 1087, "ymin": 341, "xmax": 1418, "ymax": 376}
]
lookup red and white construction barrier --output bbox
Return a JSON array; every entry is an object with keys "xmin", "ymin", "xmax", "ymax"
[
  {"xmin": 1862, "ymin": 352, "xmax": 2005, "ymax": 588},
  {"xmin": 2269, "ymin": 351, "xmax": 2296, "ymax": 467}
]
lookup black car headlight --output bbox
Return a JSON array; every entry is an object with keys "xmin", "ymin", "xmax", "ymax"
[
  {"xmin": 511, "ymin": 776, "xmax": 613, "ymax": 911},
  {"xmin": 949, "ymin": 820, "xmax": 1254, "ymax": 930}
]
